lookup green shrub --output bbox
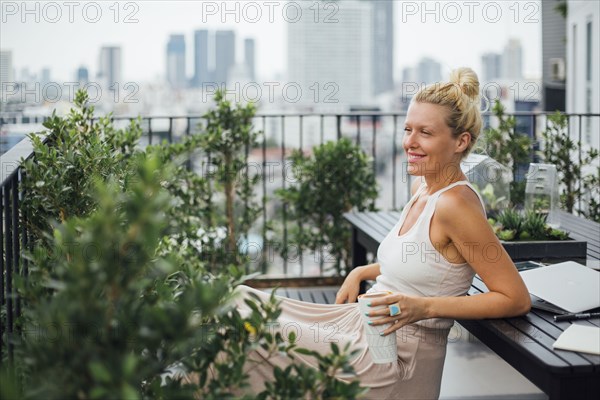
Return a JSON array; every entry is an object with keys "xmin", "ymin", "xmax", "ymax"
[
  {"xmin": 276, "ymin": 138, "xmax": 378, "ymax": 274},
  {"xmin": 22, "ymin": 90, "xmax": 142, "ymax": 245},
  {"xmin": 540, "ymin": 112, "xmax": 599, "ymax": 221},
  {"xmin": 2, "ymin": 90, "xmax": 367, "ymax": 399}
]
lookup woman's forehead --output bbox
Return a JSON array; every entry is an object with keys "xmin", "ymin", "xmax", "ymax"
[{"xmin": 406, "ymin": 102, "xmax": 449, "ymax": 127}]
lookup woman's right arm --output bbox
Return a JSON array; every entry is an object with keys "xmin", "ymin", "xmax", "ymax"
[{"xmin": 335, "ymin": 263, "xmax": 381, "ymax": 304}]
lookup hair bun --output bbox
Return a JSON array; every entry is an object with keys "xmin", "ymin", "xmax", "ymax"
[{"xmin": 449, "ymin": 67, "xmax": 480, "ymax": 99}]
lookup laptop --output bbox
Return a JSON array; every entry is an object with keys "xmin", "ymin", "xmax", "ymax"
[{"xmin": 519, "ymin": 261, "xmax": 600, "ymax": 314}]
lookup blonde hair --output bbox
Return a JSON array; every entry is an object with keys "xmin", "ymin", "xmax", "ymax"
[{"xmin": 413, "ymin": 67, "xmax": 482, "ymax": 158}]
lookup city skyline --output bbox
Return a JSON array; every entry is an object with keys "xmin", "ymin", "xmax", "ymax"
[{"xmin": 1, "ymin": 1, "xmax": 543, "ymax": 84}]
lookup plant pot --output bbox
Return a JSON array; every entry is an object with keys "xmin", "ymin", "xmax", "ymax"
[{"xmin": 501, "ymin": 239, "xmax": 587, "ymax": 263}]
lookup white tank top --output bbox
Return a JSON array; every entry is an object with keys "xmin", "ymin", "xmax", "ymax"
[{"xmin": 369, "ymin": 180, "xmax": 487, "ymax": 329}]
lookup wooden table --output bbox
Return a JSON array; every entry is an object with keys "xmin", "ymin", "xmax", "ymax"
[{"xmin": 344, "ymin": 211, "xmax": 600, "ymax": 400}]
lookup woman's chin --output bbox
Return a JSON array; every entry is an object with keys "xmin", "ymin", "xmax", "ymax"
[{"xmin": 406, "ymin": 165, "xmax": 423, "ymax": 176}]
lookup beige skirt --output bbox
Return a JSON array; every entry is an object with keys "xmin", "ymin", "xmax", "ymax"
[{"xmin": 234, "ymin": 285, "xmax": 450, "ymax": 400}]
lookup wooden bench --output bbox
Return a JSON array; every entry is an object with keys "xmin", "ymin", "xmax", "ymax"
[
  {"xmin": 264, "ymin": 286, "xmax": 339, "ymax": 304},
  {"xmin": 556, "ymin": 209, "xmax": 600, "ymax": 260}
]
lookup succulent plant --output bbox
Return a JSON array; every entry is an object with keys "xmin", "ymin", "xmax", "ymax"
[
  {"xmin": 496, "ymin": 208, "xmax": 522, "ymax": 232},
  {"xmin": 489, "ymin": 208, "xmax": 570, "ymax": 241},
  {"xmin": 521, "ymin": 211, "xmax": 549, "ymax": 240},
  {"xmin": 498, "ymin": 229, "xmax": 517, "ymax": 241}
]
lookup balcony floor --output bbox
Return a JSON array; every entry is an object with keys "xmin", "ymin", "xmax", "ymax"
[{"xmin": 264, "ymin": 286, "xmax": 547, "ymax": 400}]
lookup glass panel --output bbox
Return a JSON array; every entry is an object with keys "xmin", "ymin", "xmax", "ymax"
[
  {"xmin": 525, "ymin": 163, "xmax": 559, "ymax": 228},
  {"xmin": 461, "ymin": 154, "xmax": 512, "ymax": 214}
]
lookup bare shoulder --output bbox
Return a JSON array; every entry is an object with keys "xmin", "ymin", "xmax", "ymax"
[{"xmin": 436, "ymin": 185, "xmax": 485, "ymax": 223}]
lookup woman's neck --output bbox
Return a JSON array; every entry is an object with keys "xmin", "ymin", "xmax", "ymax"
[{"xmin": 422, "ymin": 169, "xmax": 467, "ymax": 195}]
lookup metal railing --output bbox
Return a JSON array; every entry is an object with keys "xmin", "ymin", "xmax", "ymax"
[
  {"xmin": 1, "ymin": 111, "xmax": 599, "ymax": 364},
  {"xmin": 0, "ymin": 136, "xmax": 39, "ymax": 365}
]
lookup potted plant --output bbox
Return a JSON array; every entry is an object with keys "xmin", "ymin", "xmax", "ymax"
[{"xmin": 488, "ymin": 209, "xmax": 587, "ymax": 262}]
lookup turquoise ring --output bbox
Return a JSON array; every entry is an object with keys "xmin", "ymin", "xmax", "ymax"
[{"xmin": 389, "ymin": 303, "xmax": 401, "ymax": 317}]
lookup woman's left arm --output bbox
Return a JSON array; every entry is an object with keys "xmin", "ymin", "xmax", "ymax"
[
  {"xmin": 368, "ymin": 189, "xmax": 531, "ymax": 334},
  {"xmin": 424, "ymin": 189, "xmax": 531, "ymax": 319}
]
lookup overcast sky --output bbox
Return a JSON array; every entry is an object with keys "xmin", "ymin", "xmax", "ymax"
[{"xmin": 1, "ymin": 0, "xmax": 543, "ymax": 83}]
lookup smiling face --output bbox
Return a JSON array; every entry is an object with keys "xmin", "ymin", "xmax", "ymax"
[{"xmin": 403, "ymin": 102, "xmax": 469, "ymax": 180}]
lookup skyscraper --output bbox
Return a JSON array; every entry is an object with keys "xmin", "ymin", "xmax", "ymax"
[
  {"xmin": 193, "ymin": 29, "xmax": 209, "ymax": 88},
  {"xmin": 0, "ymin": 50, "xmax": 14, "ymax": 86},
  {"xmin": 370, "ymin": 0, "xmax": 394, "ymax": 95},
  {"xmin": 541, "ymin": 1, "xmax": 566, "ymax": 111},
  {"xmin": 416, "ymin": 57, "xmax": 442, "ymax": 85},
  {"xmin": 215, "ymin": 30, "xmax": 236, "ymax": 86},
  {"xmin": 167, "ymin": 34, "xmax": 187, "ymax": 89},
  {"xmin": 98, "ymin": 46, "xmax": 122, "ymax": 91},
  {"xmin": 77, "ymin": 66, "xmax": 89, "ymax": 85},
  {"xmin": 41, "ymin": 67, "xmax": 51, "ymax": 85},
  {"xmin": 481, "ymin": 52, "xmax": 502, "ymax": 82},
  {"xmin": 244, "ymin": 38, "xmax": 255, "ymax": 82},
  {"xmin": 401, "ymin": 66, "xmax": 416, "ymax": 84},
  {"xmin": 502, "ymin": 38, "xmax": 523, "ymax": 79},
  {"xmin": 288, "ymin": 0, "xmax": 372, "ymax": 107}
]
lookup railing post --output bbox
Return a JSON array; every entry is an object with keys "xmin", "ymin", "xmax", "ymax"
[
  {"xmin": 280, "ymin": 116, "xmax": 288, "ymax": 275},
  {"xmin": 578, "ymin": 114, "xmax": 583, "ymax": 214},
  {"xmin": 185, "ymin": 117, "xmax": 192, "ymax": 171},
  {"xmin": 4, "ymin": 185, "xmax": 14, "ymax": 363},
  {"xmin": 12, "ymin": 176, "xmax": 20, "ymax": 323},
  {"xmin": 298, "ymin": 116, "xmax": 304, "ymax": 275},
  {"xmin": 261, "ymin": 116, "xmax": 268, "ymax": 274},
  {"xmin": 0, "ymin": 184, "xmax": 4, "ymax": 359},
  {"xmin": 392, "ymin": 115, "xmax": 398, "ymax": 210}
]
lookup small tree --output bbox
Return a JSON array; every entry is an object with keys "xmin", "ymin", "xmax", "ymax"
[
  {"xmin": 582, "ymin": 165, "xmax": 600, "ymax": 222},
  {"xmin": 276, "ymin": 138, "xmax": 378, "ymax": 274},
  {"xmin": 482, "ymin": 100, "xmax": 532, "ymax": 207},
  {"xmin": 198, "ymin": 91, "xmax": 262, "ymax": 265},
  {"xmin": 540, "ymin": 112, "xmax": 600, "ymax": 218}
]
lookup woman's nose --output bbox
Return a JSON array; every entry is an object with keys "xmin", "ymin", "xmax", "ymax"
[{"xmin": 403, "ymin": 131, "xmax": 417, "ymax": 148}]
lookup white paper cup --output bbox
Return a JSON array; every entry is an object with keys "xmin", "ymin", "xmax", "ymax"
[{"xmin": 357, "ymin": 291, "xmax": 397, "ymax": 364}]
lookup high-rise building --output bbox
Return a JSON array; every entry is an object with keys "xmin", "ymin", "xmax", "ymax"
[
  {"xmin": 98, "ymin": 46, "xmax": 122, "ymax": 91},
  {"xmin": 502, "ymin": 38, "xmax": 523, "ymax": 80},
  {"xmin": 41, "ymin": 67, "xmax": 51, "ymax": 85},
  {"xmin": 0, "ymin": 50, "xmax": 14, "ymax": 86},
  {"xmin": 370, "ymin": 0, "xmax": 394, "ymax": 95},
  {"xmin": 215, "ymin": 30, "xmax": 236, "ymax": 86},
  {"xmin": 481, "ymin": 52, "xmax": 502, "ymax": 82},
  {"xmin": 288, "ymin": 0, "xmax": 372, "ymax": 107},
  {"xmin": 567, "ymin": 0, "xmax": 599, "ymax": 149},
  {"xmin": 19, "ymin": 67, "xmax": 35, "ymax": 83},
  {"xmin": 244, "ymin": 38, "xmax": 255, "ymax": 81},
  {"xmin": 77, "ymin": 66, "xmax": 89, "ymax": 85},
  {"xmin": 542, "ymin": 1, "xmax": 566, "ymax": 111},
  {"xmin": 167, "ymin": 34, "xmax": 187, "ymax": 89},
  {"xmin": 193, "ymin": 29, "xmax": 209, "ymax": 87},
  {"xmin": 401, "ymin": 66, "xmax": 416, "ymax": 84},
  {"xmin": 416, "ymin": 57, "xmax": 442, "ymax": 85}
]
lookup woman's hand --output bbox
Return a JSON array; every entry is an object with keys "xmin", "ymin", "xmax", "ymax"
[
  {"xmin": 365, "ymin": 293, "xmax": 429, "ymax": 335},
  {"xmin": 335, "ymin": 269, "xmax": 363, "ymax": 304}
]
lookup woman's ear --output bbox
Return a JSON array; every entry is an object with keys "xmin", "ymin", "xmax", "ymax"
[{"xmin": 455, "ymin": 132, "xmax": 471, "ymax": 153}]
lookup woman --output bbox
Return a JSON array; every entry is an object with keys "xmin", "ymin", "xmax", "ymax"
[{"xmin": 234, "ymin": 67, "xmax": 531, "ymax": 399}]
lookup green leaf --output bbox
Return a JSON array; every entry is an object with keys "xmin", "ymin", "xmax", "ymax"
[{"xmin": 89, "ymin": 362, "xmax": 112, "ymax": 383}]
